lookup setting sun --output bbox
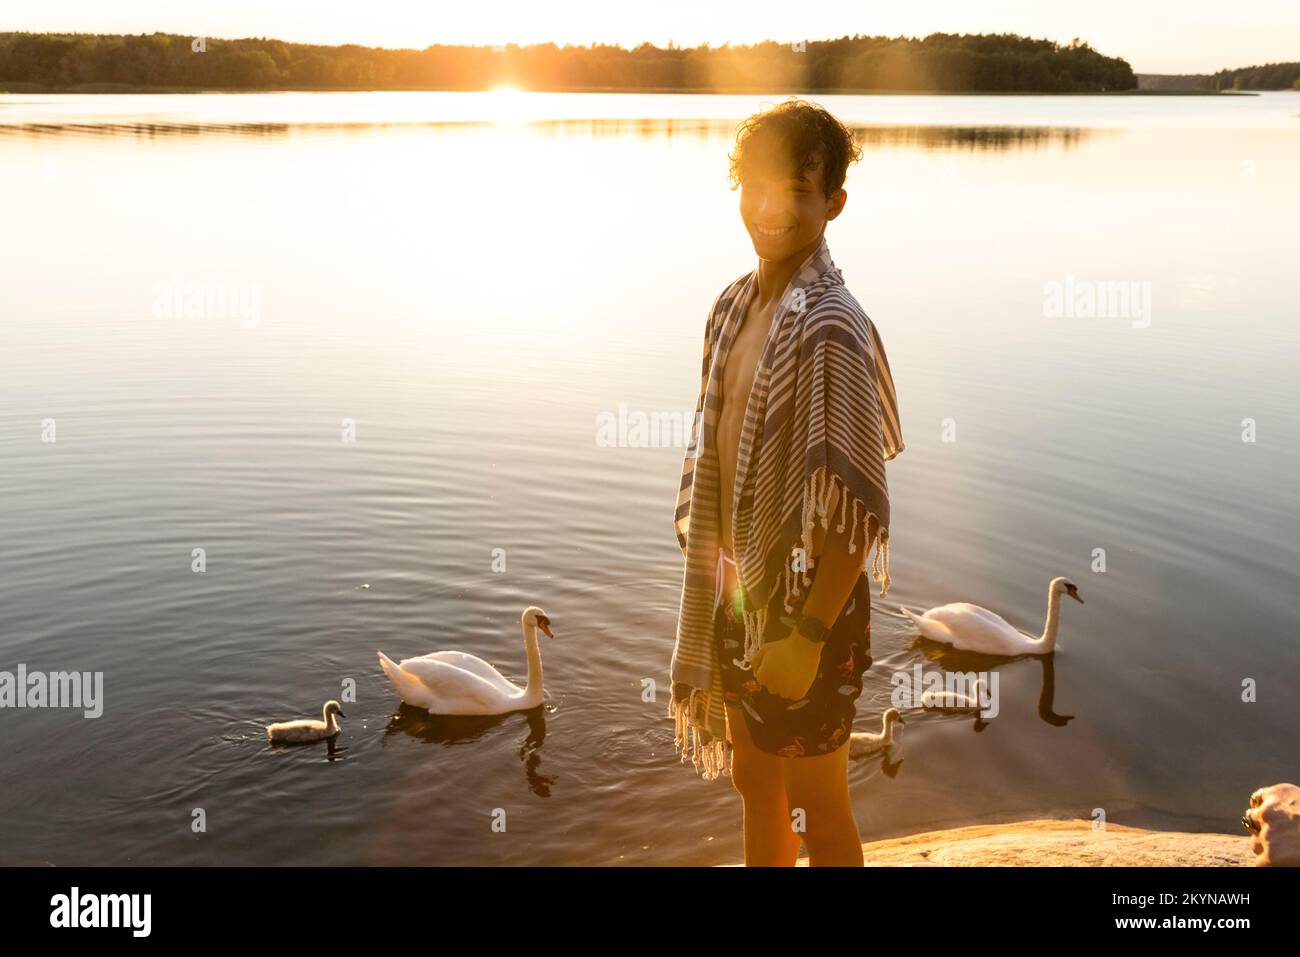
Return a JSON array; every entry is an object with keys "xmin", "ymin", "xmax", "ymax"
[{"xmin": 485, "ymin": 83, "xmax": 530, "ymax": 125}]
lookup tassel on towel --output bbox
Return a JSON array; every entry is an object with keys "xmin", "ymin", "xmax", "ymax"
[
  {"xmin": 669, "ymin": 687, "xmax": 730, "ymax": 781},
  {"xmin": 785, "ymin": 466, "xmax": 892, "ymax": 615}
]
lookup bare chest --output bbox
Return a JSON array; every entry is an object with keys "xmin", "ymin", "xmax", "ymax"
[
  {"xmin": 722, "ymin": 297, "xmax": 775, "ymax": 404},
  {"xmin": 715, "ymin": 295, "xmax": 778, "ymax": 535},
  {"xmin": 721, "ymin": 296, "xmax": 779, "ymax": 432}
]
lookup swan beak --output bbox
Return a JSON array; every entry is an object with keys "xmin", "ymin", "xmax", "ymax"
[
  {"xmin": 537, "ymin": 616, "xmax": 554, "ymax": 638},
  {"xmin": 1066, "ymin": 585, "xmax": 1084, "ymax": 604},
  {"xmin": 337, "ymin": 709, "xmax": 347, "ymax": 718}
]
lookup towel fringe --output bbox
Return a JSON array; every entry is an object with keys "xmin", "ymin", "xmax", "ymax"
[
  {"xmin": 668, "ymin": 686, "xmax": 730, "ymax": 781},
  {"xmin": 875, "ymin": 526, "xmax": 892, "ymax": 596},
  {"xmin": 783, "ymin": 465, "xmax": 896, "ymax": 609},
  {"xmin": 864, "ymin": 516, "xmax": 890, "ymax": 597},
  {"xmin": 846, "ymin": 496, "xmax": 862, "ymax": 554},
  {"xmin": 740, "ymin": 606, "xmax": 768, "ymax": 670},
  {"xmin": 816, "ymin": 469, "xmax": 835, "ymax": 526},
  {"xmin": 798, "ymin": 469, "xmax": 818, "ymax": 588}
]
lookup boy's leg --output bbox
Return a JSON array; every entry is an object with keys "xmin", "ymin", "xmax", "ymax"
[
  {"xmin": 725, "ymin": 705, "xmax": 803, "ymax": 866},
  {"xmin": 782, "ymin": 740, "xmax": 864, "ymax": 866}
]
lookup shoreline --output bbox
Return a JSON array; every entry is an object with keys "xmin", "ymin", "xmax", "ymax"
[{"xmin": 771, "ymin": 818, "xmax": 1254, "ymax": 866}]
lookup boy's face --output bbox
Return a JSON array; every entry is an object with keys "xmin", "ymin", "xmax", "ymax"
[{"xmin": 739, "ymin": 148, "xmax": 846, "ymax": 261}]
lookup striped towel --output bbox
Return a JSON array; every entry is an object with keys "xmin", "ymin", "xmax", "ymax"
[{"xmin": 668, "ymin": 234, "xmax": 904, "ymax": 780}]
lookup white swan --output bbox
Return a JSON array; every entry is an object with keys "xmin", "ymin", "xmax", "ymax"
[
  {"xmin": 377, "ymin": 606, "xmax": 553, "ymax": 715},
  {"xmin": 267, "ymin": 700, "xmax": 344, "ymax": 743},
  {"xmin": 919, "ymin": 677, "xmax": 986, "ymax": 710},
  {"xmin": 900, "ymin": 577, "xmax": 1083, "ymax": 656},
  {"xmin": 849, "ymin": 708, "xmax": 905, "ymax": 757}
]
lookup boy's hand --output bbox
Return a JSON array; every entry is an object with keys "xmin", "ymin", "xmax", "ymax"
[{"xmin": 751, "ymin": 630, "xmax": 823, "ymax": 700}]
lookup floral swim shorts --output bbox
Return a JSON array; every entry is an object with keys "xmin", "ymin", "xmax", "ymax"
[{"xmin": 715, "ymin": 573, "xmax": 874, "ymax": 758}]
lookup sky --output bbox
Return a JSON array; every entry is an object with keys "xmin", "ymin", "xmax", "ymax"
[{"xmin": 3, "ymin": 0, "xmax": 1298, "ymax": 74}]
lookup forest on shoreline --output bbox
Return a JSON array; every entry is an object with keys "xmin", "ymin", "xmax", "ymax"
[
  {"xmin": 0, "ymin": 31, "xmax": 1140, "ymax": 93},
  {"xmin": 1139, "ymin": 61, "xmax": 1300, "ymax": 91}
]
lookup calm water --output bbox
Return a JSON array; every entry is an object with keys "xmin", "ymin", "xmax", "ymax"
[{"xmin": 1, "ymin": 91, "xmax": 1297, "ymax": 865}]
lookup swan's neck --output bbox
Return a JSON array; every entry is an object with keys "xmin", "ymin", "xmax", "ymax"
[
  {"xmin": 522, "ymin": 622, "xmax": 543, "ymax": 698},
  {"xmin": 323, "ymin": 709, "xmax": 340, "ymax": 733},
  {"xmin": 1038, "ymin": 585, "xmax": 1064, "ymax": 650},
  {"xmin": 882, "ymin": 715, "xmax": 896, "ymax": 742}
]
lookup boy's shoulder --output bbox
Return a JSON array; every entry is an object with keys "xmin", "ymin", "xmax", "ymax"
[
  {"xmin": 700, "ymin": 269, "xmax": 755, "ymax": 345},
  {"xmin": 711, "ymin": 269, "xmax": 754, "ymax": 318},
  {"xmin": 800, "ymin": 280, "xmax": 873, "ymax": 338}
]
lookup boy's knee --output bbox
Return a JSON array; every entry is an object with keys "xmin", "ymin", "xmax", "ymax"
[
  {"xmin": 729, "ymin": 750, "xmax": 783, "ymax": 800},
  {"xmin": 724, "ymin": 706, "xmax": 783, "ymax": 798}
]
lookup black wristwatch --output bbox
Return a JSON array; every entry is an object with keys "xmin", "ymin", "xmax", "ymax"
[{"xmin": 780, "ymin": 611, "xmax": 828, "ymax": 644}]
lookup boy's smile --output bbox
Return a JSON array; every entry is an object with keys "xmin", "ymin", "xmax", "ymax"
[{"xmin": 739, "ymin": 155, "xmax": 845, "ymax": 265}]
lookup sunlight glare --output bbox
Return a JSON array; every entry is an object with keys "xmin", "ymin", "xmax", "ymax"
[{"xmin": 486, "ymin": 84, "xmax": 529, "ymax": 126}]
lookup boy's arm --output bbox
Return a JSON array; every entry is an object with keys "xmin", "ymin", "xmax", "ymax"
[
  {"xmin": 751, "ymin": 481, "xmax": 874, "ymax": 700},
  {"xmin": 751, "ymin": 303, "xmax": 892, "ymax": 699},
  {"xmin": 801, "ymin": 480, "xmax": 875, "ymax": 631}
]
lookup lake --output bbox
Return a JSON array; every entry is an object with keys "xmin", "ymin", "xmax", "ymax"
[{"xmin": 1, "ymin": 90, "xmax": 1297, "ymax": 865}]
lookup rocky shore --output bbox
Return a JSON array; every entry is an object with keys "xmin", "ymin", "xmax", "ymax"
[{"xmin": 789, "ymin": 818, "xmax": 1253, "ymax": 866}]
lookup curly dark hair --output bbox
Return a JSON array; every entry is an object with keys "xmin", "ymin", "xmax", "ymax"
[{"xmin": 727, "ymin": 98, "xmax": 863, "ymax": 200}]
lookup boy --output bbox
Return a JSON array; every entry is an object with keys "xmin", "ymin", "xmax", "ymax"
[{"xmin": 669, "ymin": 98, "xmax": 904, "ymax": 866}]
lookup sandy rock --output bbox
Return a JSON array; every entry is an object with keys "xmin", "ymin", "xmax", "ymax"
[{"xmin": 782, "ymin": 818, "xmax": 1253, "ymax": 866}]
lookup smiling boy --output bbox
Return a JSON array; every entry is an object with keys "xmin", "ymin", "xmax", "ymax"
[{"xmin": 669, "ymin": 98, "xmax": 904, "ymax": 866}]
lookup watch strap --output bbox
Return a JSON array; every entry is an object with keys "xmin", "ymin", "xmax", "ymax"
[{"xmin": 779, "ymin": 611, "xmax": 828, "ymax": 643}]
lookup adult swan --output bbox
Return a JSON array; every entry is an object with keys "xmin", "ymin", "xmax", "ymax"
[
  {"xmin": 378, "ymin": 606, "xmax": 553, "ymax": 714},
  {"xmin": 900, "ymin": 577, "xmax": 1083, "ymax": 656}
]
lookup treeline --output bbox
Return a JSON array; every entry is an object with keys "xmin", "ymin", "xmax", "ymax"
[
  {"xmin": 0, "ymin": 31, "xmax": 1137, "ymax": 93},
  {"xmin": 1139, "ymin": 62, "xmax": 1300, "ymax": 91},
  {"xmin": 1212, "ymin": 61, "xmax": 1300, "ymax": 90},
  {"xmin": 1137, "ymin": 74, "xmax": 1214, "ymax": 91}
]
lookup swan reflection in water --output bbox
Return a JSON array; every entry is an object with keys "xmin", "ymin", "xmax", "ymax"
[
  {"xmin": 383, "ymin": 702, "xmax": 556, "ymax": 796},
  {"xmin": 908, "ymin": 640, "xmax": 1076, "ymax": 729}
]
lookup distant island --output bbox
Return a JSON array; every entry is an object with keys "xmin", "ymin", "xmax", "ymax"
[
  {"xmin": 0, "ymin": 31, "xmax": 1140, "ymax": 94},
  {"xmin": 1139, "ymin": 61, "xmax": 1300, "ymax": 91}
]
